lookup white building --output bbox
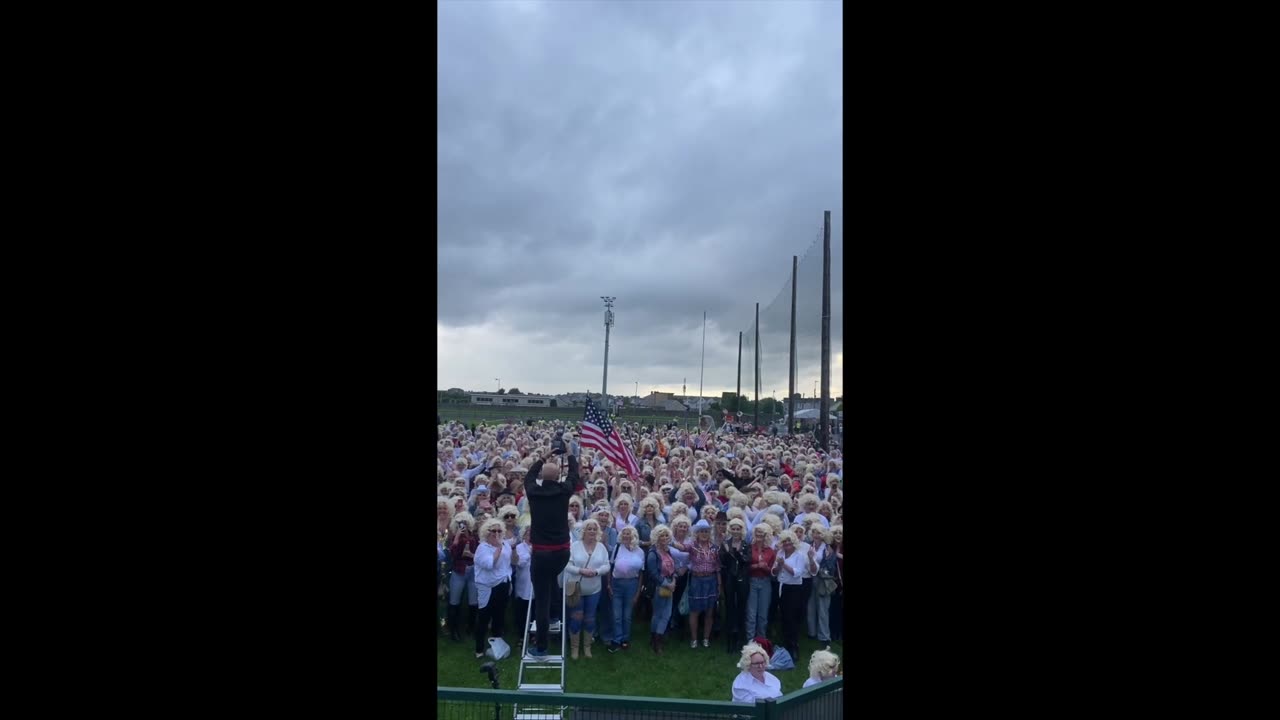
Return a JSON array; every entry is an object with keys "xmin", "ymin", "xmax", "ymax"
[{"xmin": 470, "ymin": 393, "xmax": 554, "ymax": 407}]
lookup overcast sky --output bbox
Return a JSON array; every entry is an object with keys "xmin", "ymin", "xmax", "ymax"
[{"xmin": 438, "ymin": 0, "xmax": 842, "ymax": 399}]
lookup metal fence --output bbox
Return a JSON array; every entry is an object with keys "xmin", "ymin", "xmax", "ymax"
[{"xmin": 438, "ymin": 678, "xmax": 842, "ymax": 720}]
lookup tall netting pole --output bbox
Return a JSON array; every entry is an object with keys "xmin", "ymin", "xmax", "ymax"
[
  {"xmin": 736, "ymin": 332, "xmax": 743, "ymax": 414},
  {"xmin": 819, "ymin": 211, "xmax": 832, "ymax": 450},
  {"xmin": 788, "ymin": 255, "xmax": 797, "ymax": 433},
  {"xmin": 754, "ymin": 302, "xmax": 760, "ymax": 428}
]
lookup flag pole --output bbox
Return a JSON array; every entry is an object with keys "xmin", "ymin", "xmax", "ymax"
[{"xmin": 698, "ymin": 311, "xmax": 706, "ymax": 418}]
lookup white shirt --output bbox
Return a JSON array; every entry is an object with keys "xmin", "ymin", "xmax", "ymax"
[
  {"xmin": 474, "ymin": 542, "xmax": 513, "ymax": 587},
  {"xmin": 803, "ymin": 677, "xmax": 832, "ymax": 688},
  {"xmin": 776, "ymin": 548, "xmax": 807, "ymax": 586},
  {"xmin": 667, "ymin": 544, "xmax": 691, "ymax": 571},
  {"xmin": 612, "ymin": 544, "xmax": 645, "ymax": 579},
  {"xmin": 731, "ymin": 671, "xmax": 783, "ymax": 703},
  {"xmin": 514, "ymin": 542, "xmax": 533, "ymax": 600},
  {"xmin": 795, "ymin": 541, "xmax": 822, "ymax": 579},
  {"xmin": 796, "ymin": 541, "xmax": 824, "ymax": 579},
  {"xmin": 473, "ymin": 541, "xmax": 513, "ymax": 609},
  {"xmin": 564, "ymin": 540, "xmax": 611, "ymax": 595}
]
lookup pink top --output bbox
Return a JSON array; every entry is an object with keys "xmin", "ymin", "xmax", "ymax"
[
  {"xmin": 690, "ymin": 543, "xmax": 719, "ymax": 574},
  {"xmin": 659, "ymin": 550, "xmax": 674, "ymax": 577}
]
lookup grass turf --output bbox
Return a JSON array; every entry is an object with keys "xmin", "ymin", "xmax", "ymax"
[{"xmin": 436, "ymin": 614, "xmax": 842, "ymax": 700}]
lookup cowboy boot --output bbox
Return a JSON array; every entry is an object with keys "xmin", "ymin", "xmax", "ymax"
[
  {"xmin": 570, "ymin": 631, "xmax": 580, "ymax": 660},
  {"xmin": 583, "ymin": 631, "xmax": 593, "ymax": 658},
  {"xmin": 656, "ymin": 633, "xmax": 664, "ymax": 656},
  {"xmin": 466, "ymin": 605, "xmax": 477, "ymax": 635}
]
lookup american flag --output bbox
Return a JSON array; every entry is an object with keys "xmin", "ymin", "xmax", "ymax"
[{"xmin": 580, "ymin": 397, "xmax": 640, "ymax": 478}]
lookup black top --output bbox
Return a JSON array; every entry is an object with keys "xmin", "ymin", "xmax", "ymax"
[{"xmin": 524, "ymin": 455, "xmax": 583, "ymax": 547}]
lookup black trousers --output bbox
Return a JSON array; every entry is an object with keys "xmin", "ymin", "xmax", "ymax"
[
  {"xmin": 779, "ymin": 583, "xmax": 805, "ymax": 656},
  {"xmin": 801, "ymin": 577, "xmax": 813, "ymax": 636},
  {"xmin": 829, "ymin": 588, "xmax": 843, "ymax": 640},
  {"xmin": 476, "ymin": 581, "xmax": 510, "ymax": 653},
  {"xmin": 512, "ymin": 595, "xmax": 531, "ymax": 640},
  {"xmin": 723, "ymin": 575, "xmax": 748, "ymax": 642},
  {"xmin": 532, "ymin": 549, "xmax": 569, "ymax": 651}
]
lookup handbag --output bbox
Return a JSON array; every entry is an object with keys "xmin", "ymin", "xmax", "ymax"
[
  {"xmin": 817, "ymin": 575, "xmax": 837, "ymax": 597},
  {"xmin": 486, "ymin": 637, "xmax": 511, "ymax": 660},
  {"xmin": 678, "ymin": 585, "xmax": 690, "ymax": 615}
]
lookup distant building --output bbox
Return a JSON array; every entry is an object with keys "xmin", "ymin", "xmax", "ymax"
[
  {"xmin": 644, "ymin": 391, "xmax": 675, "ymax": 408},
  {"xmin": 470, "ymin": 393, "xmax": 554, "ymax": 407}
]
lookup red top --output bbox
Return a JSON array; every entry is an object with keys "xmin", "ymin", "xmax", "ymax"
[
  {"xmin": 450, "ymin": 534, "xmax": 479, "ymax": 573},
  {"xmin": 749, "ymin": 544, "xmax": 777, "ymax": 578}
]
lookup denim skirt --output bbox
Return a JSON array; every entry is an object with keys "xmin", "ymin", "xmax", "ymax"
[{"xmin": 688, "ymin": 574, "xmax": 718, "ymax": 612}]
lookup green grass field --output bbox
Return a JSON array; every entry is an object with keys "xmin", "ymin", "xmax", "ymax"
[
  {"xmin": 436, "ymin": 611, "xmax": 842, "ymax": 700},
  {"xmin": 438, "ymin": 407, "xmax": 703, "ymax": 427}
]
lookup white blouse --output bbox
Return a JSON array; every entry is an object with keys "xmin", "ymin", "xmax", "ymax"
[
  {"xmin": 514, "ymin": 542, "xmax": 533, "ymax": 600},
  {"xmin": 473, "ymin": 541, "xmax": 513, "ymax": 608}
]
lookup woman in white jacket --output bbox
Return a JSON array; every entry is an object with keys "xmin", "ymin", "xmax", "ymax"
[{"xmin": 564, "ymin": 518, "xmax": 611, "ymax": 659}]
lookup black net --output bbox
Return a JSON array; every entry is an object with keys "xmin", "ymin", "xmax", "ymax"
[{"xmin": 737, "ymin": 218, "xmax": 842, "ymax": 425}]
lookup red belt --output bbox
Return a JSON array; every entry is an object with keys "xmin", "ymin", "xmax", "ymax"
[{"xmin": 532, "ymin": 542, "xmax": 570, "ymax": 552}]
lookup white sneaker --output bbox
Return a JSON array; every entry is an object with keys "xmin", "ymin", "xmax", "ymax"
[
  {"xmin": 529, "ymin": 622, "xmax": 537, "ymax": 632},
  {"xmin": 549, "ymin": 621, "xmax": 562, "ymax": 633},
  {"xmin": 690, "ymin": 640, "xmax": 698, "ymax": 649},
  {"xmin": 702, "ymin": 639, "xmax": 710, "ymax": 648}
]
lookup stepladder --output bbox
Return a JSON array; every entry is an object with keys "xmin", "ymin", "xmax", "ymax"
[{"xmin": 514, "ymin": 576, "xmax": 567, "ymax": 720}]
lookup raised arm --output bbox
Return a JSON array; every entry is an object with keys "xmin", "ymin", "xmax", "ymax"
[
  {"xmin": 525, "ymin": 450, "xmax": 551, "ymax": 485},
  {"xmin": 567, "ymin": 455, "xmax": 583, "ymax": 494}
]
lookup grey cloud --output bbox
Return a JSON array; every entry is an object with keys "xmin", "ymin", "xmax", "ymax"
[{"xmin": 438, "ymin": 0, "xmax": 842, "ymax": 392}]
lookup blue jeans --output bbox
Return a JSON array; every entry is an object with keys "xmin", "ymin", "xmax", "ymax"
[
  {"xmin": 567, "ymin": 591, "xmax": 602, "ymax": 635},
  {"xmin": 611, "ymin": 577, "xmax": 639, "ymax": 644},
  {"xmin": 449, "ymin": 566, "xmax": 477, "ymax": 606},
  {"xmin": 596, "ymin": 584, "xmax": 613, "ymax": 639},
  {"xmin": 746, "ymin": 577, "xmax": 771, "ymax": 638},
  {"xmin": 651, "ymin": 592, "xmax": 673, "ymax": 634}
]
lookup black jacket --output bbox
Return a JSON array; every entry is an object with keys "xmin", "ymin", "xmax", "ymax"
[
  {"xmin": 719, "ymin": 538, "xmax": 750, "ymax": 583},
  {"xmin": 716, "ymin": 467, "xmax": 754, "ymax": 492},
  {"xmin": 524, "ymin": 455, "xmax": 583, "ymax": 547}
]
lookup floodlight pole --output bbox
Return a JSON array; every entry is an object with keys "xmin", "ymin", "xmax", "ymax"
[{"xmin": 601, "ymin": 297, "xmax": 616, "ymax": 402}]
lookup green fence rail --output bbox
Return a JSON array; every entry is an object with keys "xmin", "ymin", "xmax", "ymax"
[{"xmin": 438, "ymin": 677, "xmax": 841, "ymax": 720}]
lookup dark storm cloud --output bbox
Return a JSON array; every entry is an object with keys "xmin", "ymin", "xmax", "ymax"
[{"xmin": 438, "ymin": 0, "xmax": 842, "ymax": 394}]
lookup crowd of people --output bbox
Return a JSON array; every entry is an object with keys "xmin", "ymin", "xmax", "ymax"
[{"xmin": 436, "ymin": 416, "xmax": 843, "ymax": 695}]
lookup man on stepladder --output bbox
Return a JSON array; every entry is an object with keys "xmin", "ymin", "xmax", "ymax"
[{"xmin": 523, "ymin": 434, "xmax": 584, "ymax": 658}]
